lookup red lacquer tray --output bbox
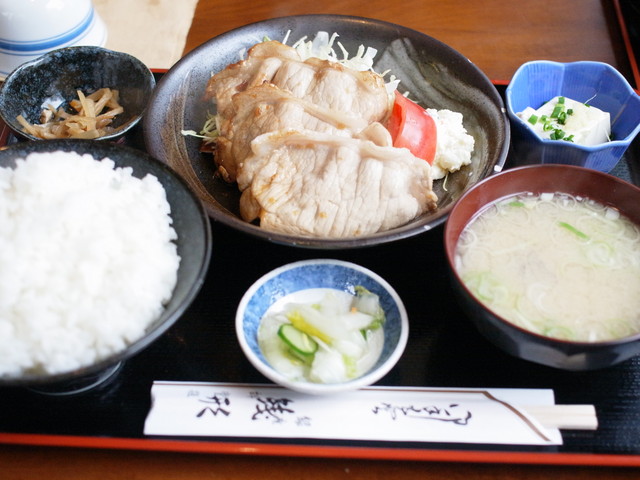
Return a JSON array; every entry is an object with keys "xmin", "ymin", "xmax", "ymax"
[{"xmin": 1, "ymin": 0, "xmax": 639, "ymax": 467}]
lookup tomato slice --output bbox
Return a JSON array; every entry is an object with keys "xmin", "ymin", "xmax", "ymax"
[{"xmin": 386, "ymin": 90, "xmax": 437, "ymax": 164}]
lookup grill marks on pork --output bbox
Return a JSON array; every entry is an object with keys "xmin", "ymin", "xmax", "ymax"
[
  {"xmin": 204, "ymin": 40, "xmax": 438, "ymax": 237},
  {"xmin": 215, "ymin": 83, "xmax": 370, "ymax": 182}
]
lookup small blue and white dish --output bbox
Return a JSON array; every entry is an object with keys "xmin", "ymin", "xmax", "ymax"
[
  {"xmin": 236, "ymin": 259, "xmax": 409, "ymax": 395},
  {"xmin": 506, "ymin": 60, "xmax": 640, "ymax": 172},
  {"xmin": 0, "ymin": 0, "xmax": 107, "ymax": 79}
]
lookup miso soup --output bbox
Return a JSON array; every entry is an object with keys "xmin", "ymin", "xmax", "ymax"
[{"xmin": 455, "ymin": 192, "xmax": 640, "ymax": 342}]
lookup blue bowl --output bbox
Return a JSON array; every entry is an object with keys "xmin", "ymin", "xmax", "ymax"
[
  {"xmin": 236, "ymin": 259, "xmax": 409, "ymax": 395},
  {"xmin": 505, "ymin": 60, "xmax": 640, "ymax": 172}
]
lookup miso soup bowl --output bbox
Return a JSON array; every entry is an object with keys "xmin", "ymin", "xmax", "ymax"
[{"xmin": 444, "ymin": 164, "xmax": 640, "ymax": 371}]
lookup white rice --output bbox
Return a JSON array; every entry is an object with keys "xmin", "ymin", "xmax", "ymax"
[{"xmin": 0, "ymin": 151, "xmax": 181, "ymax": 377}]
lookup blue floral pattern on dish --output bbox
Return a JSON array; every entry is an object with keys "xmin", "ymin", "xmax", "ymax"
[{"xmin": 236, "ymin": 259, "xmax": 408, "ymax": 394}]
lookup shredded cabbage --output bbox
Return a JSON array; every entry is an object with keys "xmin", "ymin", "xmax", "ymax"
[
  {"xmin": 286, "ymin": 31, "xmax": 399, "ymax": 93},
  {"xmin": 181, "ymin": 112, "xmax": 219, "ymax": 144}
]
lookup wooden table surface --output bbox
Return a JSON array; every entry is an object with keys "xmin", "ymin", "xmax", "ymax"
[
  {"xmin": 184, "ymin": 0, "xmax": 634, "ymax": 85},
  {"xmin": 3, "ymin": 0, "xmax": 639, "ymax": 478}
]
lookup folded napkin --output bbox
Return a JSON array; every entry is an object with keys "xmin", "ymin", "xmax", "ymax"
[{"xmin": 93, "ymin": 0, "xmax": 198, "ymax": 69}]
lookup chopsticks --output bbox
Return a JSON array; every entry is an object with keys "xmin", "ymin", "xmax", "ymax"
[{"xmin": 523, "ymin": 405, "xmax": 598, "ymax": 430}]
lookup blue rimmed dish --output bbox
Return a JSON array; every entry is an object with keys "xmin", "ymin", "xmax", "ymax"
[{"xmin": 236, "ymin": 259, "xmax": 409, "ymax": 395}]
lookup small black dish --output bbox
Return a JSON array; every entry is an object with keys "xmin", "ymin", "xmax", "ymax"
[{"xmin": 0, "ymin": 46, "xmax": 155, "ymax": 142}]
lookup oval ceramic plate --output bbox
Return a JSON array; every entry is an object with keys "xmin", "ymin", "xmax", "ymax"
[{"xmin": 144, "ymin": 14, "xmax": 509, "ymax": 249}]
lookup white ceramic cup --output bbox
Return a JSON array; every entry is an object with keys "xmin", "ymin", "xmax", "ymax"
[{"xmin": 0, "ymin": 0, "xmax": 107, "ymax": 78}]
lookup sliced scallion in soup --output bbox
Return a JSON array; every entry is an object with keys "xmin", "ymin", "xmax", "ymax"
[{"xmin": 455, "ymin": 192, "xmax": 640, "ymax": 342}]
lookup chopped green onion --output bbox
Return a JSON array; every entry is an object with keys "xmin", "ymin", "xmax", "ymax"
[
  {"xmin": 558, "ymin": 111, "xmax": 567, "ymax": 125},
  {"xmin": 508, "ymin": 200, "xmax": 526, "ymax": 207},
  {"xmin": 528, "ymin": 114, "xmax": 539, "ymax": 125},
  {"xmin": 551, "ymin": 105, "xmax": 564, "ymax": 118},
  {"xmin": 558, "ymin": 96, "xmax": 565, "ymax": 104},
  {"xmin": 558, "ymin": 221, "xmax": 589, "ymax": 240}
]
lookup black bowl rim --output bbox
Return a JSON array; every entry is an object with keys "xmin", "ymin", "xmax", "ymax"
[
  {"xmin": 0, "ymin": 138, "xmax": 213, "ymax": 387},
  {"xmin": 144, "ymin": 13, "xmax": 510, "ymax": 249},
  {"xmin": 0, "ymin": 45, "xmax": 156, "ymax": 142},
  {"xmin": 444, "ymin": 163, "xmax": 640, "ymax": 349}
]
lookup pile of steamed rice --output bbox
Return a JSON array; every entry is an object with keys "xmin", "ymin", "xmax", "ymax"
[{"xmin": 0, "ymin": 151, "xmax": 181, "ymax": 378}]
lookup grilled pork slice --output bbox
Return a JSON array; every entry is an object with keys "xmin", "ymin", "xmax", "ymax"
[
  {"xmin": 207, "ymin": 41, "xmax": 392, "ymax": 183},
  {"xmin": 215, "ymin": 83, "xmax": 373, "ymax": 182},
  {"xmin": 206, "ymin": 41, "xmax": 390, "ymax": 124},
  {"xmin": 237, "ymin": 130, "xmax": 438, "ymax": 238}
]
